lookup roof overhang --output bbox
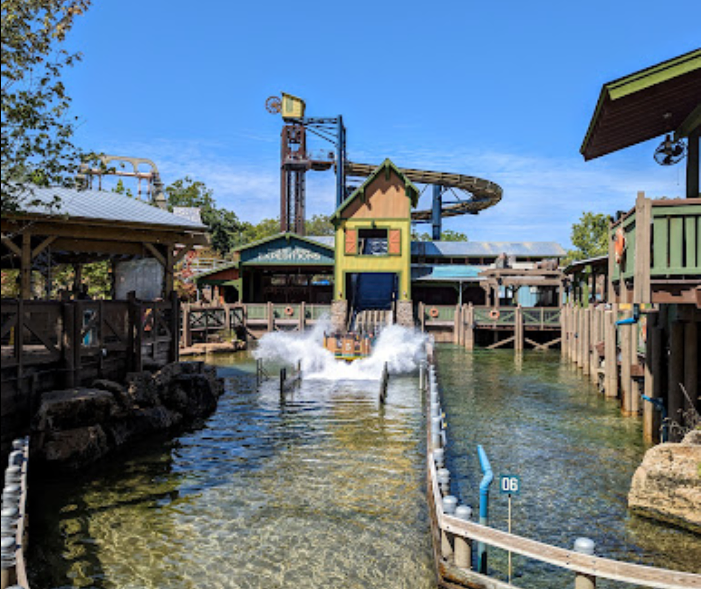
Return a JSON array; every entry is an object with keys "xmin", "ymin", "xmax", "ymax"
[{"xmin": 581, "ymin": 49, "xmax": 701, "ymax": 161}]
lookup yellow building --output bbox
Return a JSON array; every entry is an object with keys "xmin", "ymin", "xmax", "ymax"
[{"xmin": 330, "ymin": 159, "xmax": 419, "ymax": 330}]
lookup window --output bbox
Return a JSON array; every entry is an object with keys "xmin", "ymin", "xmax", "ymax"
[{"xmin": 359, "ymin": 229, "xmax": 388, "ymax": 255}]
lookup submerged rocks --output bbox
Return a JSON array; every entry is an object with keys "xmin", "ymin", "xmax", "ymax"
[
  {"xmin": 628, "ymin": 430, "xmax": 701, "ymax": 534},
  {"xmin": 32, "ymin": 362, "xmax": 224, "ymax": 471}
]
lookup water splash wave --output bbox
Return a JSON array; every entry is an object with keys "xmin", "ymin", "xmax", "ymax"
[{"xmin": 252, "ymin": 317, "xmax": 427, "ymax": 381}]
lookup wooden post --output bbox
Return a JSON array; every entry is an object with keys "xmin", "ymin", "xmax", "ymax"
[
  {"xmin": 582, "ymin": 308, "xmax": 591, "ymax": 376},
  {"xmin": 466, "ymin": 304, "xmax": 474, "ymax": 351},
  {"xmin": 683, "ymin": 317, "xmax": 698, "ymax": 418},
  {"xmin": 515, "ymin": 305, "xmax": 523, "ymax": 352},
  {"xmin": 182, "ymin": 303, "xmax": 192, "ymax": 348},
  {"xmin": 576, "ymin": 307, "xmax": 584, "ymax": 369},
  {"xmin": 21, "ymin": 231, "xmax": 31, "ymax": 300},
  {"xmin": 62, "ymin": 302, "xmax": 76, "ymax": 388},
  {"xmin": 633, "ymin": 192, "xmax": 651, "ymax": 304},
  {"xmin": 267, "ymin": 301, "xmax": 274, "ymax": 333},
  {"xmin": 589, "ymin": 307, "xmax": 600, "ymax": 384},
  {"xmin": 668, "ymin": 320, "xmax": 685, "ymax": 440},
  {"xmin": 300, "ymin": 301, "xmax": 306, "ymax": 332},
  {"xmin": 620, "ymin": 312, "xmax": 633, "ymax": 414},
  {"xmin": 453, "ymin": 305, "xmax": 460, "ymax": 344},
  {"xmin": 561, "ymin": 305, "xmax": 568, "ymax": 359},
  {"xmin": 419, "ymin": 301, "xmax": 425, "ymax": 332},
  {"xmin": 643, "ymin": 313, "xmax": 662, "ymax": 443},
  {"xmin": 165, "ymin": 245, "xmax": 174, "ymax": 297},
  {"xmin": 604, "ymin": 309, "xmax": 617, "ymax": 398},
  {"xmin": 169, "ymin": 291, "xmax": 180, "ymax": 363},
  {"xmin": 687, "ymin": 126, "xmax": 700, "ymax": 199}
]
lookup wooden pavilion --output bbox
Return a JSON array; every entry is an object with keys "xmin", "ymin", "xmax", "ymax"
[{"xmin": 1, "ymin": 185, "xmax": 208, "ymax": 448}]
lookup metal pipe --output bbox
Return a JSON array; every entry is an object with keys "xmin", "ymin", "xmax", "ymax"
[
  {"xmin": 641, "ymin": 394, "xmax": 668, "ymax": 442},
  {"xmin": 477, "ymin": 444, "xmax": 493, "ymax": 573}
]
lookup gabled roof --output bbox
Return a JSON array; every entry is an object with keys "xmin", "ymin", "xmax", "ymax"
[
  {"xmin": 581, "ymin": 49, "xmax": 701, "ymax": 160},
  {"xmin": 10, "ymin": 185, "xmax": 206, "ymax": 230},
  {"xmin": 232, "ymin": 231, "xmax": 335, "ymax": 254},
  {"xmin": 331, "ymin": 159, "xmax": 419, "ymax": 221}
]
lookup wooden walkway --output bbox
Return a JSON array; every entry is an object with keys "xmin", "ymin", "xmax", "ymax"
[{"xmin": 425, "ymin": 363, "xmax": 701, "ymax": 589}]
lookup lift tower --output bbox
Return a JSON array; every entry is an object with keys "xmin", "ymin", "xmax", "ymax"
[{"xmin": 267, "ymin": 93, "xmax": 347, "ymax": 235}]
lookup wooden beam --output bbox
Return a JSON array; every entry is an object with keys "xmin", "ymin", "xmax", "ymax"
[
  {"xmin": 144, "ymin": 242, "xmax": 166, "ymax": 267},
  {"xmin": 21, "ymin": 231, "xmax": 31, "ymax": 299},
  {"xmin": 52, "ymin": 237, "xmax": 143, "ymax": 256},
  {"xmin": 31, "ymin": 235, "xmax": 57, "ymax": 260},
  {"xmin": 1, "ymin": 219, "xmax": 207, "ymax": 246},
  {"xmin": 486, "ymin": 335, "xmax": 515, "ymax": 350},
  {"xmin": 1, "ymin": 233, "xmax": 22, "ymax": 256}
]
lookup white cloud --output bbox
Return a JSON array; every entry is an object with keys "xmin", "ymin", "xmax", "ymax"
[{"xmin": 98, "ymin": 137, "xmax": 687, "ymax": 247}]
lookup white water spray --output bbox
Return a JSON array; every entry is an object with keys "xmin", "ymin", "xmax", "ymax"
[{"xmin": 252, "ymin": 317, "xmax": 427, "ymax": 381}]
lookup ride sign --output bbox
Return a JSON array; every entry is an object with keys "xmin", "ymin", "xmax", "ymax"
[{"xmin": 499, "ymin": 474, "xmax": 520, "ymax": 496}]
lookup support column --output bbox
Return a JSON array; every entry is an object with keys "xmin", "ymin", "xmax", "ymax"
[
  {"xmin": 561, "ymin": 305, "xmax": 568, "ymax": 359},
  {"xmin": 668, "ymin": 320, "xmax": 685, "ymax": 441},
  {"xmin": 620, "ymin": 312, "xmax": 633, "ymax": 414},
  {"xmin": 21, "ymin": 231, "xmax": 31, "ymax": 300},
  {"xmin": 515, "ymin": 305, "xmax": 523, "ymax": 352},
  {"xmin": 643, "ymin": 313, "xmax": 662, "ymax": 443},
  {"xmin": 582, "ymin": 308, "xmax": 591, "ymax": 377},
  {"xmin": 604, "ymin": 309, "xmax": 617, "ymax": 398},
  {"xmin": 684, "ymin": 317, "xmax": 698, "ymax": 417},
  {"xmin": 589, "ymin": 307, "xmax": 600, "ymax": 384},
  {"xmin": 687, "ymin": 126, "xmax": 700, "ymax": 199},
  {"xmin": 465, "ymin": 304, "xmax": 474, "ymax": 351}
]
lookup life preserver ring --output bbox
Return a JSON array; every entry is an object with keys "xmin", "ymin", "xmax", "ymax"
[
  {"xmin": 429, "ymin": 307, "xmax": 439, "ymax": 318},
  {"xmin": 489, "ymin": 309, "xmax": 500, "ymax": 320},
  {"xmin": 284, "ymin": 306, "xmax": 294, "ymax": 316},
  {"xmin": 614, "ymin": 226, "xmax": 626, "ymax": 264}
]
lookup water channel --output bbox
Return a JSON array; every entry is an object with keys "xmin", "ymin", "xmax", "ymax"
[{"xmin": 29, "ymin": 336, "xmax": 701, "ymax": 589}]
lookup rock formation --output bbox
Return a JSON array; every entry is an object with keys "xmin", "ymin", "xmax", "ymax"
[
  {"xmin": 628, "ymin": 429, "xmax": 701, "ymax": 534},
  {"xmin": 32, "ymin": 361, "xmax": 224, "ymax": 471}
]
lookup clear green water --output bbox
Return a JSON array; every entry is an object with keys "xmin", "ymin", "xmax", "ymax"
[
  {"xmin": 29, "ymin": 347, "xmax": 701, "ymax": 589},
  {"xmin": 436, "ymin": 346, "xmax": 701, "ymax": 588},
  {"xmin": 30, "ymin": 353, "xmax": 435, "ymax": 589}
]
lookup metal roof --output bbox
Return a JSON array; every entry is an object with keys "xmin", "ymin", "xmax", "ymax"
[
  {"xmin": 411, "ymin": 241, "xmax": 566, "ymax": 257},
  {"xmin": 412, "ymin": 265, "xmax": 482, "ymax": 282},
  {"xmin": 581, "ymin": 49, "xmax": 701, "ymax": 160},
  {"xmin": 306, "ymin": 235, "xmax": 335, "ymax": 247},
  {"xmin": 13, "ymin": 185, "xmax": 206, "ymax": 229}
]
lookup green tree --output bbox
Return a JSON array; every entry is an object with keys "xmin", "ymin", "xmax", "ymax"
[
  {"xmin": 566, "ymin": 211, "xmax": 609, "ymax": 263},
  {"xmin": 240, "ymin": 217, "xmax": 280, "ymax": 243},
  {"xmin": 1, "ymin": 0, "xmax": 91, "ymax": 212},
  {"xmin": 305, "ymin": 214, "xmax": 334, "ymax": 236},
  {"xmin": 165, "ymin": 177, "xmax": 245, "ymax": 255},
  {"xmin": 411, "ymin": 229, "xmax": 468, "ymax": 242}
]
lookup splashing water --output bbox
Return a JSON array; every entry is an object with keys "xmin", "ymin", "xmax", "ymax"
[{"xmin": 252, "ymin": 317, "xmax": 428, "ymax": 381}]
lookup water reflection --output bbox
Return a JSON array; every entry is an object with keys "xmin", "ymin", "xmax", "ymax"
[
  {"xmin": 437, "ymin": 346, "xmax": 701, "ymax": 588},
  {"xmin": 30, "ymin": 356, "xmax": 435, "ymax": 589}
]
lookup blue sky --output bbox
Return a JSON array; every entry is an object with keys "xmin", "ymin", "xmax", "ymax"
[{"xmin": 62, "ymin": 0, "xmax": 700, "ymax": 247}]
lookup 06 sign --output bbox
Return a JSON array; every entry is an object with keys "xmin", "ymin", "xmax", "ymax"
[{"xmin": 499, "ymin": 474, "xmax": 520, "ymax": 495}]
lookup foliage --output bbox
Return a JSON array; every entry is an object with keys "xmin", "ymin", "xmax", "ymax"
[
  {"xmin": 565, "ymin": 211, "xmax": 609, "ymax": 264},
  {"xmin": 1, "ymin": 0, "xmax": 91, "ymax": 212},
  {"xmin": 165, "ymin": 177, "xmax": 246, "ymax": 256},
  {"xmin": 411, "ymin": 229, "xmax": 468, "ymax": 242},
  {"xmin": 305, "ymin": 214, "xmax": 334, "ymax": 236}
]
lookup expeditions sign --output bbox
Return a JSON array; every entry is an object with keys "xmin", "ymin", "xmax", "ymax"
[{"xmin": 242, "ymin": 237, "xmax": 334, "ymax": 266}]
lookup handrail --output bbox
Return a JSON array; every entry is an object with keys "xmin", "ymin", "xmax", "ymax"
[{"xmin": 425, "ymin": 351, "xmax": 701, "ymax": 589}]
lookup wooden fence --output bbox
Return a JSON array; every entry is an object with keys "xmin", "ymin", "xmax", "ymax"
[{"xmin": 1, "ymin": 294, "xmax": 179, "ymax": 391}]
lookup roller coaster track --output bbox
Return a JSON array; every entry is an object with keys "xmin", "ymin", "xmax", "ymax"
[{"xmin": 344, "ymin": 162, "xmax": 503, "ymax": 221}]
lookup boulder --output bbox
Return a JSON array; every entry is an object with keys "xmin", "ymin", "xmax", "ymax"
[
  {"xmin": 628, "ymin": 432, "xmax": 701, "ymax": 534},
  {"xmin": 125, "ymin": 371, "xmax": 160, "ymax": 408},
  {"xmin": 34, "ymin": 388, "xmax": 118, "ymax": 431},
  {"xmin": 42, "ymin": 425, "xmax": 109, "ymax": 469}
]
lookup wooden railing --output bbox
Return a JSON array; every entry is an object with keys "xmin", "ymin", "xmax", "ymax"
[
  {"xmin": 424, "ymin": 358, "xmax": 701, "ymax": 589},
  {"xmin": 1, "ymin": 295, "xmax": 179, "ymax": 389},
  {"xmin": 610, "ymin": 194, "xmax": 701, "ymax": 304}
]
